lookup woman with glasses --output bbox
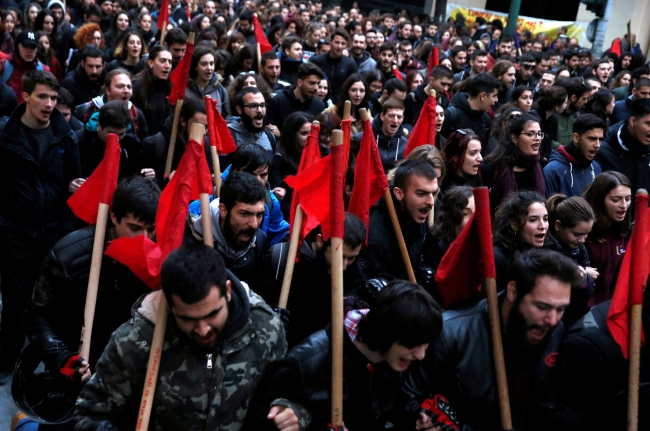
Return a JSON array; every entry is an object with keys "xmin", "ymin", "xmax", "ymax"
[
  {"xmin": 185, "ymin": 45, "xmax": 230, "ymax": 117},
  {"xmin": 482, "ymin": 113, "xmax": 546, "ymax": 212},
  {"xmin": 132, "ymin": 46, "xmax": 172, "ymax": 136},
  {"xmin": 270, "ymin": 112, "xmax": 313, "ymax": 220},
  {"xmin": 532, "ymin": 85, "xmax": 567, "ymax": 162},
  {"xmin": 440, "ymin": 129, "xmax": 483, "ymax": 194}
]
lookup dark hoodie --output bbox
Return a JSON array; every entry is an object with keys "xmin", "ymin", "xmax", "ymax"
[
  {"xmin": 404, "ymin": 81, "xmax": 450, "ymax": 127},
  {"xmin": 351, "ymin": 114, "xmax": 407, "ymax": 174},
  {"xmin": 278, "ymin": 52, "xmax": 303, "ymax": 87},
  {"xmin": 61, "ymin": 63, "xmax": 106, "ymax": 107},
  {"xmin": 440, "ymin": 92, "xmax": 491, "ymax": 145},
  {"xmin": 543, "ymin": 144, "xmax": 602, "ymax": 197}
]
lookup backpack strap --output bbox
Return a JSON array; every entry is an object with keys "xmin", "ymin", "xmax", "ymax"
[
  {"xmin": 1, "ymin": 60, "xmax": 12, "ymax": 83},
  {"xmin": 129, "ymin": 104, "xmax": 139, "ymax": 134}
]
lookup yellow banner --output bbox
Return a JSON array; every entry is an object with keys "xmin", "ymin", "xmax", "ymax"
[{"xmin": 446, "ymin": 3, "xmax": 588, "ymax": 45}]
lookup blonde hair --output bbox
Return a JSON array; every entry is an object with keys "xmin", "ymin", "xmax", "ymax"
[{"xmin": 387, "ymin": 145, "xmax": 446, "ymax": 184}]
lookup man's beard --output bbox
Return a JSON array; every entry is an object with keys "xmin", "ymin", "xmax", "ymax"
[
  {"xmin": 223, "ymin": 212, "xmax": 255, "ymax": 250},
  {"xmin": 241, "ymin": 113, "xmax": 264, "ymax": 133},
  {"xmin": 505, "ymin": 299, "xmax": 555, "ymax": 359}
]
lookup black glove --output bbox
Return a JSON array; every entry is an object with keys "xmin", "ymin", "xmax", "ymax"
[
  {"xmin": 271, "ymin": 305, "xmax": 290, "ymax": 333},
  {"xmin": 420, "ymin": 395, "xmax": 459, "ymax": 431},
  {"xmin": 42, "ymin": 339, "xmax": 74, "ymax": 372}
]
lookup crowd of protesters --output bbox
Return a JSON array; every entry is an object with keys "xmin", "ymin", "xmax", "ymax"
[{"xmin": 1, "ymin": 0, "xmax": 649, "ymax": 430}]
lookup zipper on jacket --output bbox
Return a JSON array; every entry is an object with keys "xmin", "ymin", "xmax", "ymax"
[{"xmin": 207, "ymin": 353, "xmax": 213, "ymax": 369}]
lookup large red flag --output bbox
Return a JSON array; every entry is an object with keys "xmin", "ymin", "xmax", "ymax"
[
  {"xmin": 341, "ymin": 117, "xmax": 352, "ymax": 172},
  {"xmin": 167, "ymin": 38, "xmax": 194, "ymax": 106},
  {"xmin": 435, "ymin": 187, "xmax": 496, "ymax": 308},
  {"xmin": 252, "ymin": 14, "xmax": 273, "ymax": 54},
  {"xmin": 404, "ymin": 93, "xmax": 436, "ymax": 157},
  {"xmin": 105, "ymin": 235, "xmax": 162, "ymax": 289},
  {"xmin": 427, "ymin": 45, "xmax": 439, "ymax": 77},
  {"xmin": 205, "ymin": 97, "xmax": 237, "ymax": 154},
  {"xmin": 188, "ymin": 138, "xmax": 214, "ymax": 200},
  {"xmin": 67, "ymin": 133, "xmax": 120, "ymax": 224},
  {"xmin": 158, "ymin": 0, "xmax": 169, "ymax": 30},
  {"xmin": 347, "ymin": 117, "xmax": 389, "ymax": 244},
  {"xmin": 606, "ymin": 192, "xmax": 649, "ymax": 359}
]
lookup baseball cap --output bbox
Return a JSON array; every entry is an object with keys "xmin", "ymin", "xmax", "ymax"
[{"xmin": 17, "ymin": 30, "xmax": 38, "ymax": 48}]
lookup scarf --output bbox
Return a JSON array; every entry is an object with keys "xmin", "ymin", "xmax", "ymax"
[
  {"xmin": 494, "ymin": 149, "xmax": 545, "ymax": 200},
  {"xmin": 344, "ymin": 309, "xmax": 370, "ymax": 342},
  {"xmin": 559, "ymin": 142, "xmax": 589, "ymax": 165}
]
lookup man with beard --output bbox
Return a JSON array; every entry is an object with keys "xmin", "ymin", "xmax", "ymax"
[
  {"xmin": 515, "ymin": 53, "xmax": 538, "ymax": 88},
  {"xmin": 61, "ymin": 46, "xmax": 105, "ymax": 107},
  {"xmin": 398, "ymin": 40, "xmax": 424, "ymax": 76},
  {"xmin": 227, "ymin": 87, "xmax": 276, "ymax": 158},
  {"xmin": 260, "ymin": 51, "xmax": 290, "ymax": 97},
  {"xmin": 350, "ymin": 33, "xmax": 376, "ymax": 74},
  {"xmin": 310, "ymin": 28, "xmax": 358, "ymax": 104},
  {"xmin": 268, "ymin": 62, "xmax": 325, "ymax": 131},
  {"xmin": 449, "ymin": 46, "xmax": 468, "ymax": 75},
  {"xmin": 404, "ymin": 65, "xmax": 454, "ymax": 126},
  {"xmin": 351, "ymin": 160, "xmax": 438, "ymax": 288},
  {"xmin": 401, "ymin": 248, "xmax": 578, "ymax": 431},
  {"xmin": 375, "ymin": 42, "xmax": 403, "ymax": 81},
  {"xmin": 486, "ymin": 34, "xmax": 513, "ymax": 72},
  {"xmin": 0, "ymin": 30, "xmax": 52, "ymax": 103},
  {"xmin": 187, "ymin": 172, "xmax": 270, "ymax": 293},
  {"xmin": 352, "ymin": 98, "xmax": 407, "ymax": 173}
]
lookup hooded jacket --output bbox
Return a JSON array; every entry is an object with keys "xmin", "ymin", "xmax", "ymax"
[
  {"xmin": 351, "ymin": 114, "xmax": 407, "ymax": 174},
  {"xmin": 596, "ymin": 120, "xmax": 650, "ymax": 195},
  {"xmin": 543, "ymin": 147, "xmax": 601, "ymax": 197},
  {"xmin": 440, "ymin": 92, "xmax": 491, "ymax": 145},
  {"xmin": 185, "ymin": 72, "xmax": 230, "ymax": 117},
  {"xmin": 267, "ymin": 86, "xmax": 325, "ymax": 131},
  {"xmin": 61, "ymin": 63, "xmax": 106, "ymax": 107},
  {"xmin": 610, "ymin": 95, "xmax": 632, "ymax": 124},
  {"xmin": 227, "ymin": 116, "xmax": 276, "ymax": 156},
  {"xmin": 555, "ymin": 106, "xmax": 579, "ymax": 149},
  {"xmin": 352, "ymin": 50, "xmax": 377, "ymax": 74},
  {"xmin": 75, "ymin": 276, "xmax": 287, "ymax": 431},
  {"xmin": 0, "ymin": 104, "xmax": 80, "ymax": 239},
  {"xmin": 73, "ymin": 95, "xmax": 149, "ymax": 141}
]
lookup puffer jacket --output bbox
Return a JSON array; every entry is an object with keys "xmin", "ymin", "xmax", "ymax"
[
  {"xmin": 440, "ymin": 92, "xmax": 491, "ymax": 145},
  {"xmin": 543, "ymin": 147, "xmax": 601, "ymax": 197},
  {"xmin": 74, "ymin": 276, "xmax": 287, "ymax": 431},
  {"xmin": 351, "ymin": 115, "xmax": 407, "ymax": 174}
]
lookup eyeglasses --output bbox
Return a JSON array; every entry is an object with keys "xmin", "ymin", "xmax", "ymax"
[
  {"xmin": 520, "ymin": 131, "xmax": 545, "ymax": 139},
  {"xmin": 242, "ymin": 103, "xmax": 268, "ymax": 111},
  {"xmin": 456, "ymin": 128, "xmax": 472, "ymax": 135}
]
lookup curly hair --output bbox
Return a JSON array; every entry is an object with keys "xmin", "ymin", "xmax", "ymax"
[
  {"xmin": 226, "ymin": 73, "xmax": 272, "ymax": 112},
  {"xmin": 74, "ymin": 23, "xmax": 105, "ymax": 50},
  {"xmin": 493, "ymin": 191, "xmax": 546, "ymax": 252},
  {"xmin": 431, "ymin": 186, "xmax": 474, "ymax": 244}
]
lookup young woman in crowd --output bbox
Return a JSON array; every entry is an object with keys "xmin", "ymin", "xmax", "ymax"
[
  {"xmin": 104, "ymin": 11, "xmax": 131, "ymax": 52},
  {"xmin": 23, "ymin": 2, "xmax": 41, "ymax": 30},
  {"xmin": 105, "ymin": 30, "xmax": 147, "ymax": 74},
  {"xmin": 226, "ymin": 73, "xmax": 272, "ymax": 117},
  {"xmin": 610, "ymin": 70, "xmax": 632, "ymax": 90},
  {"xmin": 132, "ymin": 46, "xmax": 172, "ymax": 136},
  {"xmin": 406, "ymin": 70, "xmax": 425, "ymax": 92},
  {"xmin": 363, "ymin": 69, "xmax": 385, "ymax": 95},
  {"xmin": 584, "ymin": 89, "xmax": 615, "ymax": 126},
  {"xmin": 270, "ymin": 112, "xmax": 313, "ymax": 220},
  {"xmin": 136, "ymin": 12, "xmax": 156, "ymax": 48},
  {"xmin": 509, "ymin": 85, "xmax": 533, "ymax": 112},
  {"xmin": 0, "ymin": 11, "xmax": 15, "ymax": 55},
  {"xmin": 492, "ymin": 191, "xmax": 549, "ymax": 291},
  {"xmin": 36, "ymin": 31, "xmax": 62, "ymax": 81},
  {"xmin": 546, "ymin": 194, "xmax": 597, "ymax": 326},
  {"xmin": 324, "ymin": 73, "xmax": 369, "ymax": 134},
  {"xmin": 531, "ymin": 85, "xmax": 567, "ymax": 162},
  {"xmin": 440, "ymin": 129, "xmax": 483, "ymax": 194},
  {"xmin": 224, "ymin": 44, "xmax": 255, "ymax": 85},
  {"xmin": 583, "ymin": 171, "xmax": 632, "ymax": 307},
  {"xmin": 186, "ymin": 45, "xmax": 230, "ymax": 117},
  {"xmin": 482, "ymin": 113, "xmax": 545, "ymax": 212},
  {"xmin": 434, "ymin": 103, "xmax": 446, "ymax": 150},
  {"xmin": 316, "ymin": 111, "xmax": 341, "ymax": 156}
]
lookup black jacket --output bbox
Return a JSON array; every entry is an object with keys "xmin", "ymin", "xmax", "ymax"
[
  {"xmin": 309, "ymin": 53, "xmax": 358, "ymax": 105},
  {"xmin": 23, "ymin": 225, "xmax": 151, "ymax": 370},
  {"xmin": 404, "ymin": 82, "xmax": 450, "ymax": 127},
  {"xmin": 441, "ymin": 92, "xmax": 491, "ymax": 145},
  {"xmin": 401, "ymin": 294, "xmax": 566, "ymax": 431},
  {"xmin": 278, "ymin": 53, "xmax": 303, "ymax": 86},
  {"xmin": 77, "ymin": 130, "xmax": 148, "ymax": 179},
  {"xmin": 61, "ymin": 64, "xmax": 106, "ymax": 107},
  {"xmin": 596, "ymin": 120, "xmax": 650, "ymax": 197},
  {"xmin": 132, "ymin": 77, "xmax": 172, "ymax": 136},
  {"xmin": 0, "ymin": 79, "xmax": 16, "ymax": 117},
  {"xmin": 267, "ymin": 87, "xmax": 325, "ymax": 131},
  {"xmin": 0, "ymin": 104, "xmax": 81, "ymax": 239},
  {"xmin": 550, "ymin": 301, "xmax": 650, "ymax": 431},
  {"xmin": 244, "ymin": 320, "xmax": 402, "ymax": 431},
  {"xmin": 351, "ymin": 115, "xmax": 407, "ymax": 174},
  {"xmin": 532, "ymin": 107, "xmax": 557, "ymax": 163}
]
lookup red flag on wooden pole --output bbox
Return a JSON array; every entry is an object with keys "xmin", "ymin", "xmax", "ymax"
[
  {"xmin": 167, "ymin": 38, "xmax": 194, "ymax": 106},
  {"xmin": 427, "ymin": 45, "xmax": 439, "ymax": 77},
  {"xmin": 252, "ymin": 14, "xmax": 273, "ymax": 54},
  {"xmin": 404, "ymin": 92, "xmax": 437, "ymax": 157}
]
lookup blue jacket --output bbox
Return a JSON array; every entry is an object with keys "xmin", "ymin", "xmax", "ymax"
[
  {"xmin": 543, "ymin": 147, "xmax": 601, "ymax": 198},
  {"xmin": 188, "ymin": 165, "xmax": 289, "ymax": 246},
  {"xmin": 610, "ymin": 96, "xmax": 631, "ymax": 124}
]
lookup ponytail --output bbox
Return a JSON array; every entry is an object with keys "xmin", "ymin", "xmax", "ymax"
[{"xmin": 546, "ymin": 193, "xmax": 595, "ymax": 231}]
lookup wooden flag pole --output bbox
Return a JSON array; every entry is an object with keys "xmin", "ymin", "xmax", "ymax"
[
  {"xmin": 343, "ymin": 100, "xmax": 352, "ymax": 120},
  {"xmin": 627, "ymin": 188, "xmax": 647, "ymax": 431},
  {"xmin": 278, "ymin": 204, "xmax": 303, "ymax": 309},
  {"xmin": 79, "ymin": 203, "xmax": 110, "ymax": 361},
  {"xmin": 382, "ymin": 192, "xmax": 417, "ymax": 283},
  {"xmin": 197, "ymin": 124, "xmax": 214, "ymax": 248},
  {"xmin": 485, "ymin": 276, "xmax": 513, "ymax": 430},
  {"xmin": 164, "ymin": 32, "xmax": 195, "ymax": 176},
  {"xmin": 204, "ymin": 96, "xmax": 222, "ymax": 198},
  {"xmin": 428, "ymin": 87, "xmax": 437, "ymax": 229},
  {"xmin": 136, "ymin": 122, "xmax": 206, "ymax": 431},
  {"xmin": 256, "ymin": 43, "xmax": 262, "ymax": 73},
  {"xmin": 330, "ymin": 129, "xmax": 344, "ymax": 427}
]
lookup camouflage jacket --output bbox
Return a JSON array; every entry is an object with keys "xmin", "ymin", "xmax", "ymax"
[{"xmin": 74, "ymin": 274, "xmax": 287, "ymax": 431}]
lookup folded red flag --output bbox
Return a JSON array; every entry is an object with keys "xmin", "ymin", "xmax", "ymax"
[
  {"xmin": 606, "ymin": 192, "xmax": 649, "ymax": 359},
  {"xmin": 435, "ymin": 187, "xmax": 496, "ymax": 308},
  {"xmin": 167, "ymin": 38, "xmax": 194, "ymax": 106},
  {"xmin": 206, "ymin": 97, "xmax": 237, "ymax": 154},
  {"xmin": 392, "ymin": 65, "xmax": 403, "ymax": 81},
  {"xmin": 330, "ymin": 137, "xmax": 345, "ymax": 240},
  {"xmin": 341, "ymin": 117, "xmax": 352, "ymax": 173},
  {"xmin": 427, "ymin": 45, "xmax": 439, "ymax": 77},
  {"xmin": 611, "ymin": 38, "xmax": 622, "ymax": 57},
  {"xmin": 188, "ymin": 138, "xmax": 214, "ymax": 201},
  {"xmin": 158, "ymin": 0, "xmax": 169, "ymax": 30},
  {"xmin": 404, "ymin": 93, "xmax": 436, "ymax": 157},
  {"xmin": 347, "ymin": 117, "xmax": 389, "ymax": 245},
  {"xmin": 252, "ymin": 14, "xmax": 273, "ymax": 54},
  {"xmin": 105, "ymin": 235, "xmax": 162, "ymax": 289},
  {"xmin": 67, "ymin": 133, "xmax": 120, "ymax": 224}
]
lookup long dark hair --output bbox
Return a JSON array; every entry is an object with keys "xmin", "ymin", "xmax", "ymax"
[
  {"xmin": 189, "ymin": 45, "xmax": 215, "ymax": 80},
  {"xmin": 431, "ymin": 186, "xmax": 474, "ymax": 244},
  {"xmin": 277, "ymin": 112, "xmax": 312, "ymax": 173},
  {"xmin": 546, "ymin": 194, "xmax": 595, "ymax": 241},
  {"xmin": 534, "ymin": 85, "xmax": 567, "ymax": 112},
  {"xmin": 583, "ymin": 171, "xmax": 632, "ymax": 243},
  {"xmin": 336, "ymin": 73, "xmax": 369, "ymax": 120},
  {"xmin": 35, "ymin": 31, "xmax": 54, "ymax": 65},
  {"xmin": 493, "ymin": 190, "xmax": 547, "ymax": 252},
  {"xmin": 113, "ymin": 30, "xmax": 147, "ymax": 61},
  {"xmin": 133, "ymin": 46, "xmax": 171, "ymax": 111},
  {"xmin": 584, "ymin": 89, "xmax": 614, "ymax": 122},
  {"xmin": 484, "ymin": 113, "xmax": 540, "ymax": 166},
  {"xmin": 443, "ymin": 130, "xmax": 481, "ymax": 176}
]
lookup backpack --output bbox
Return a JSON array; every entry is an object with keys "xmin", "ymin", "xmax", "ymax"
[{"xmin": 1, "ymin": 59, "xmax": 44, "ymax": 83}]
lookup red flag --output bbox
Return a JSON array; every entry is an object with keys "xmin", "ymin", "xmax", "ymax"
[
  {"xmin": 188, "ymin": 138, "xmax": 214, "ymax": 200},
  {"xmin": 611, "ymin": 38, "xmax": 622, "ymax": 57},
  {"xmin": 404, "ymin": 93, "xmax": 436, "ymax": 157},
  {"xmin": 341, "ymin": 118, "xmax": 352, "ymax": 172},
  {"xmin": 167, "ymin": 38, "xmax": 194, "ymax": 106},
  {"xmin": 435, "ymin": 187, "xmax": 496, "ymax": 308},
  {"xmin": 330, "ymin": 137, "xmax": 345, "ymax": 240},
  {"xmin": 105, "ymin": 235, "xmax": 162, "ymax": 289},
  {"xmin": 427, "ymin": 45, "xmax": 439, "ymax": 77},
  {"xmin": 392, "ymin": 65, "xmax": 403, "ymax": 81},
  {"xmin": 606, "ymin": 193, "xmax": 649, "ymax": 359},
  {"xmin": 252, "ymin": 14, "xmax": 273, "ymax": 54},
  {"xmin": 347, "ymin": 117, "xmax": 389, "ymax": 244},
  {"xmin": 205, "ymin": 97, "xmax": 237, "ymax": 154},
  {"xmin": 158, "ymin": 0, "xmax": 169, "ymax": 31},
  {"xmin": 67, "ymin": 134, "xmax": 120, "ymax": 224}
]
